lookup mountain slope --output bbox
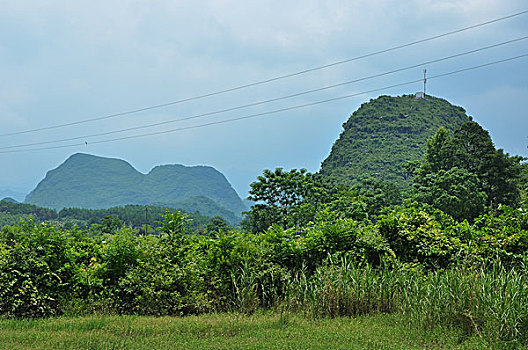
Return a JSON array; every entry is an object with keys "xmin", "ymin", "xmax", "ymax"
[
  {"xmin": 320, "ymin": 94, "xmax": 471, "ymax": 187},
  {"xmin": 25, "ymin": 153, "xmax": 246, "ymax": 219}
]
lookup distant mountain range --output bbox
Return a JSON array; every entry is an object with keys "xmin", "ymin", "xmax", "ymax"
[
  {"xmin": 25, "ymin": 153, "xmax": 247, "ymax": 222},
  {"xmin": 0, "ymin": 188, "xmax": 26, "ymax": 203},
  {"xmin": 320, "ymin": 94, "xmax": 471, "ymax": 187}
]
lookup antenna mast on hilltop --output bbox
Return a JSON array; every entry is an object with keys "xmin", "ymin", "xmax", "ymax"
[{"xmin": 423, "ymin": 68, "xmax": 427, "ymax": 96}]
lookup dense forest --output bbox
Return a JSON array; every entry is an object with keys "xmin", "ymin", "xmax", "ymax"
[{"xmin": 1, "ymin": 96, "xmax": 528, "ymax": 347}]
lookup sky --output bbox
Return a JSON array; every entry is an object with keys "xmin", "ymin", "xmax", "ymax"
[{"xmin": 1, "ymin": 0, "xmax": 527, "ymax": 201}]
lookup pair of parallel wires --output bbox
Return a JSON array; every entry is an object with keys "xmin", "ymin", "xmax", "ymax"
[{"xmin": 1, "ymin": 9, "xmax": 527, "ymax": 153}]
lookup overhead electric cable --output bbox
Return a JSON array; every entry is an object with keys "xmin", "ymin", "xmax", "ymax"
[
  {"xmin": 1, "ymin": 8, "xmax": 527, "ymax": 138},
  {"xmin": 1, "ymin": 53, "xmax": 526, "ymax": 155},
  {"xmin": 1, "ymin": 36, "xmax": 526, "ymax": 150}
]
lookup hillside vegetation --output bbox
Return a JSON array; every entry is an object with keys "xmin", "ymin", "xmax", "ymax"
[
  {"xmin": 25, "ymin": 153, "xmax": 246, "ymax": 221},
  {"xmin": 320, "ymin": 94, "xmax": 470, "ymax": 187}
]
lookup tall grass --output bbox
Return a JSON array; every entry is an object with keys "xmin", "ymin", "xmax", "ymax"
[
  {"xmin": 398, "ymin": 261, "xmax": 528, "ymax": 345},
  {"xmin": 284, "ymin": 257, "xmax": 401, "ymax": 318},
  {"xmin": 232, "ymin": 256, "xmax": 528, "ymax": 346}
]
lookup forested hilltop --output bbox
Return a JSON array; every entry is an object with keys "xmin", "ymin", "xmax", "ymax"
[
  {"xmin": 320, "ymin": 94, "xmax": 470, "ymax": 187},
  {"xmin": 25, "ymin": 153, "xmax": 246, "ymax": 222}
]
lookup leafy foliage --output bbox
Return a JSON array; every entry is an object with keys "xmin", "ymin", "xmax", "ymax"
[
  {"xmin": 205, "ymin": 216, "xmax": 230, "ymax": 235},
  {"xmin": 0, "ymin": 220, "xmax": 74, "ymax": 318},
  {"xmin": 412, "ymin": 167, "xmax": 487, "ymax": 221},
  {"xmin": 0, "ymin": 203, "xmax": 526, "ymax": 349},
  {"xmin": 521, "ymin": 163, "xmax": 528, "ymax": 207},
  {"xmin": 243, "ymin": 168, "xmax": 339, "ymax": 232},
  {"xmin": 411, "ymin": 122, "xmax": 523, "ymax": 220},
  {"xmin": 0, "ymin": 200, "xmax": 57, "ymax": 225},
  {"xmin": 243, "ymin": 168, "xmax": 403, "ymax": 233},
  {"xmin": 377, "ymin": 205, "xmax": 462, "ymax": 268},
  {"xmin": 348, "ymin": 177, "xmax": 402, "ymax": 218},
  {"xmin": 0, "ymin": 202, "xmax": 526, "ymax": 317},
  {"xmin": 156, "ymin": 209, "xmax": 189, "ymax": 238}
]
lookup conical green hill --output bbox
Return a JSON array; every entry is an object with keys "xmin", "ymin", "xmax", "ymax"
[{"xmin": 320, "ymin": 94, "xmax": 471, "ymax": 187}]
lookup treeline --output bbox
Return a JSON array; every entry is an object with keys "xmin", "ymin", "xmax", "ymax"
[
  {"xmin": 0, "ymin": 202, "xmax": 230, "ymax": 235},
  {"xmin": 0, "ymin": 201, "xmax": 57, "ymax": 222}
]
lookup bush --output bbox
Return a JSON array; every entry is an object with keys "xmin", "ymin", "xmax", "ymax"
[
  {"xmin": 0, "ymin": 220, "xmax": 74, "ymax": 318},
  {"xmin": 470, "ymin": 205, "xmax": 528, "ymax": 265},
  {"xmin": 377, "ymin": 206, "xmax": 463, "ymax": 268}
]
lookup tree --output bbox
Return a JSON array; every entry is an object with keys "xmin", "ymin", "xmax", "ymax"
[
  {"xmin": 242, "ymin": 168, "xmax": 339, "ymax": 233},
  {"xmin": 350, "ymin": 177, "xmax": 402, "ymax": 218},
  {"xmin": 452, "ymin": 122, "xmax": 522, "ymax": 208},
  {"xmin": 483, "ymin": 150, "xmax": 523, "ymax": 208},
  {"xmin": 320, "ymin": 190, "xmax": 369, "ymax": 221},
  {"xmin": 451, "ymin": 121, "xmax": 495, "ymax": 174},
  {"xmin": 520, "ymin": 163, "xmax": 528, "ymax": 207},
  {"xmin": 156, "ymin": 209, "xmax": 190, "ymax": 239},
  {"xmin": 412, "ymin": 167, "xmax": 487, "ymax": 221},
  {"xmin": 99, "ymin": 215, "xmax": 123, "ymax": 234},
  {"xmin": 421, "ymin": 127, "xmax": 456, "ymax": 173},
  {"xmin": 241, "ymin": 204, "xmax": 282, "ymax": 234},
  {"xmin": 205, "ymin": 216, "xmax": 230, "ymax": 235},
  {"xmin": 412, "ymin": 122, "xmax": 523, "ymax": 220},
  {"xmin": 247, "ymin": 168, "xmax": 314, "ymax": 208}
]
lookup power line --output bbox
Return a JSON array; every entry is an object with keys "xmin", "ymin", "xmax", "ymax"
[
  {"xmin": 1, "ymin": 53, "xmax": 526, "ymax": 155},
  {"xmin": 1, "ymin": 8, "xmax": 527, "ymax": 138},
  {"xmin": 1, "ymin": 36, "xmax": 526, "ymax": 150}
]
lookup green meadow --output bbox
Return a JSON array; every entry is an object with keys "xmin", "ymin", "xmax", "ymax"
[{"xmin": 0, "ymin": 313, "xmax": 491, "ymax": 350}]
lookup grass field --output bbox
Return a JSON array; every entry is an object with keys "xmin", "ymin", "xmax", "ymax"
[{"xmin": 0, "ymin": 312, "xmax": 493, "ymax": 350}]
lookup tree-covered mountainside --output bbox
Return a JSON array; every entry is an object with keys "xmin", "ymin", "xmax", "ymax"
[
  {"xmin": 25, "ymin": 153, "xmax": 246, "ymax": 220},
  {"xmin": 320, "ymin": 94, "xmax": 471, "ymax": 187}
]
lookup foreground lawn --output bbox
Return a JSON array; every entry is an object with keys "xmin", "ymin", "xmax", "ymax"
[{"xmin": 0, "ymin": 312, "xmax": 492, "ymax": 350}]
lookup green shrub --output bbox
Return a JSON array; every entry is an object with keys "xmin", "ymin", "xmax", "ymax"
[
  {"xmin": 377, "ymin": 206, "xmax": 463, "ymax": 268},
  {"xmin": 470, "ymin": 205, "xmax": 528, "ymax": 265},
  {"xmin": 0, "ymin": 220, "xmax": 74, "ymax": 318}
]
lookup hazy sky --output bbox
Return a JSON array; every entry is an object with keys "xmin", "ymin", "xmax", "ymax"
[{"xmin": 1, "ymin": 0, "xmax": 527, "ymax": 201}]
